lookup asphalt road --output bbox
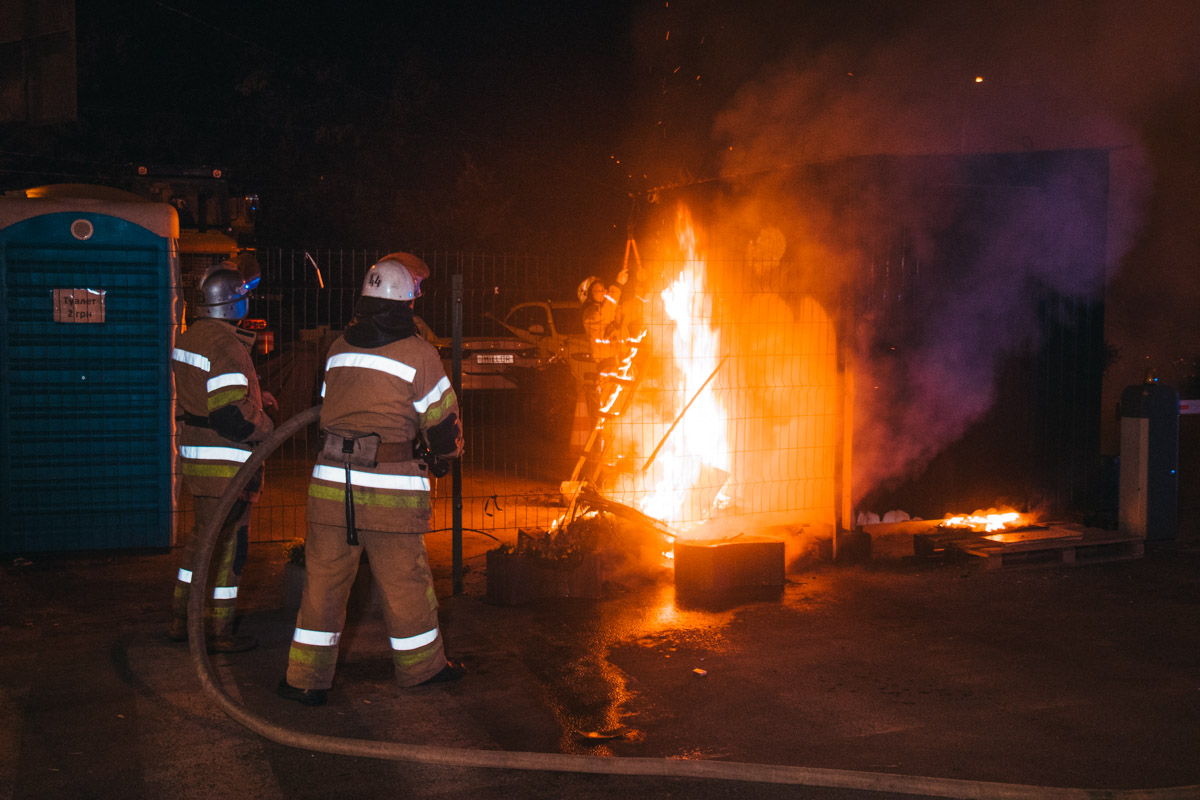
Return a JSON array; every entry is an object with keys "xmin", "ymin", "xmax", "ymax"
[{"xmin": 2, "ymin": 535, "xmax": 1199, "ymax": 800}]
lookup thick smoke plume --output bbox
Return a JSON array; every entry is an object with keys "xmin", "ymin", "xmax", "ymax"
[{"xmin": 690, "ymin": 0, "xmax": 1200, "ymax": 500}]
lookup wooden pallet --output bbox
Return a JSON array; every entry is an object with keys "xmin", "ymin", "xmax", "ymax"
[
  {"xmin": 961, "ymin": 527, "xmax": 1144, "ymax": 571},
  {"xmin": 913, "ymin": 527, "xmax": 989, "ymax": 559}
]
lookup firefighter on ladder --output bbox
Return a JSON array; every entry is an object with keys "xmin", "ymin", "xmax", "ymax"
[
  {"xmin": 169, "ymin": 261, "xmax": 276, "ymax": 653},
  {"xmin": 277, "ymin": 252, "xmax": 465, "ymax": 707}
]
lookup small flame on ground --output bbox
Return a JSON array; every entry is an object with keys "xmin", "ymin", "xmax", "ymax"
[{"xmin": 942, "ymin": 511, "xmax": 1021, "ymax": 532}]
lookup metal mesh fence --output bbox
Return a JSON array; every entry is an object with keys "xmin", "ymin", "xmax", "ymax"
[
  {"xmin": 1, "ymin": 235, "xmax": 1104, "ymax": 557},
  {"xmin": 224, "ymin": 249, "xmax": 843, "ymax": 550}
]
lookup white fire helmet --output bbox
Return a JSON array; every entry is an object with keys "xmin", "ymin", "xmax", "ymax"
[
  {"xmin": 194, "ymin": 261, "xmax": 253, "ymax": 320},
  {"xmin": 362, "ymin": 252, "xmax": 429, "ymax": 301},
  {"xmin": 577, "ymin": 275, "xmax": 600, "ymax": 304}
]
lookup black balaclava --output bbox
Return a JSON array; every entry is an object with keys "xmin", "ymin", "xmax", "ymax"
[{"xmin": 343, "ymin": 296, "xmax": 418, "ymax": 348}]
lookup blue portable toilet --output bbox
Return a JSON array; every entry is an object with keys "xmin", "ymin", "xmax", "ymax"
[{"xmin": 0, "ymin": 185, "xmax": 181, "ymax": 553}]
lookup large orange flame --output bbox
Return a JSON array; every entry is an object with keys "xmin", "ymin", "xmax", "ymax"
[
  {"xmin": 607, "ymin": 206, "xmax": 841, "ymax": 545},
  {"xmin": 637, "ymin": 209, "xmax": 731, "ymax": 526}
]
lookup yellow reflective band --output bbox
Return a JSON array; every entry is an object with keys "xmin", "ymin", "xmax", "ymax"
[
  {"xmin": 414, "ymin": 376, "xmax": 452, "ymax": 414},
  {"xmin": 307, "ymin": 484, "xmax": 430, "ymax": 510},
  {"xmin": 419, "ymin": 391, "xmax": 456, "ymax": 426},
  {"xmin": 288, "ymin": 646, "xmax": 338, "ymax": 667},
  {"xmin": 207, "ymin": 387, "xmax": 248, "ymax": 410},
  {"xmin": 326, "ymin": 352, "xmax": 416, "ymax": 383},
  {"xmin": 182, "ymin": 463, "xmax": 240, "ymax": 478},
  {"xmin": 172, "ymin": 348, "xmax": 211, "ymax": 371},
  {"xmin": 393, "ymin": 649, "xmax": 438, "ymax": 668}
]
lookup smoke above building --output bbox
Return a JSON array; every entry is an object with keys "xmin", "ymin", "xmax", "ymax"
[{"xmin": 632, "ymin": 0, "xmax": 1199, "ymax": 504}]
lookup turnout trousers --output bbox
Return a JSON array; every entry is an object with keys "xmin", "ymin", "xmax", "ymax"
[
  {"xmin": 170, "ymin": 494, "xmax": 252, "ymax": 637},
  {"xmin": 286, "ymin": 522, "xmax": 447, "ymax": 690}
]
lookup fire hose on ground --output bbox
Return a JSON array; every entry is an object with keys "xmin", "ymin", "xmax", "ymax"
[{"xmin": 188, "ymin": 405, "xmax": 1198, "ymax": 800}]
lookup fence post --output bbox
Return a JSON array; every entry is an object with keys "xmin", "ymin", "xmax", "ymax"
[
  {"xmin": 451, "ymin": 270, "xmax": 464, "ymax": 594},
  {"xmin": 834, "ymin": 283, "xmax": 855, "ymax": 560}
]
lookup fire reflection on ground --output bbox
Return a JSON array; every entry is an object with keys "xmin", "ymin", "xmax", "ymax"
[{"xmin": 533, "ymin": 580, "xmax": 742, "ymax": 755}]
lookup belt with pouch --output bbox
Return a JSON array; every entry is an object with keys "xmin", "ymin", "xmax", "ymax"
[{"xmin": 321, "ymin": 430, "xmax": 414, "ymax": 545}]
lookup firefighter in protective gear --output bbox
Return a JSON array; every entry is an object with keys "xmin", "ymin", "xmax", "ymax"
[
  {"xmin": 277, "ymin": 252, "xmax": 464, "ymax": 707},
  {"xmin": 576, "ymin": 275, "xmax": 599, "ymax": 304},
  {"xmin": 581, "ymin": 277, "xmax": 619, "ymax": 366},
  {"xmin": 169, "ymin": 261, "xmax": 276, "ymax": 653},
  {"xmin": 582, "ymin": 266, "xmax": 630, "ymax": 364}
]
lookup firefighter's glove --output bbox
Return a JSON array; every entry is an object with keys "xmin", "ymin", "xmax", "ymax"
[{"xmin": 413, "ymin": 439, "xmax": 452, "ymax": 478}]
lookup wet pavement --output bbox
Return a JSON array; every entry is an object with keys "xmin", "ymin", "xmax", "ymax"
[{"xmin": 2, "ymin": 535, "xmax": 1200, "ymax": 799}]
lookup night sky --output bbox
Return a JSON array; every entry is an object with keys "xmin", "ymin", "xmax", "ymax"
[
  {"xmin": 2, "ymin": 1, "xmax": 1014, "ymax": 251},
  {"xmin": 8, "ymin": 0, "xmax": 648, "ymax": 250}
]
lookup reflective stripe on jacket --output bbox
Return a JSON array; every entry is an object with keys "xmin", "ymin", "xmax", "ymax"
[
  {"xmin": 173, "ymin": 320, "xmax": 273, "ymax": 497},
  {"xmin": 307, "ymin": 334, "xmax": 461, "ymax": 533}
]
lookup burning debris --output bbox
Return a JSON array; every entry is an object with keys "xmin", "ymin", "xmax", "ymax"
[
  {"xmin": 489, "ymin": 208, "xmax": 844, "ymax": 600},
  {"xmin": 939, "ymin": 510, "xmax": 1027, "ymax": 533},
  {"xmin": 486, "ymin": 485, "xmax": 675, "ymax": 605}
]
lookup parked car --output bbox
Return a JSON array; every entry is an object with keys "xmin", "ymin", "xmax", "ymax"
[
  {"xmin": 415, "ymin": 315, "xmax": 544, "ymax": 391},
  {"xmin": 496, "ymin": 300, "xmax": 597, "ymax": 386},
  {"xmin": 237, "ymin": 317, "xmax": 275, "ymax": 355}
]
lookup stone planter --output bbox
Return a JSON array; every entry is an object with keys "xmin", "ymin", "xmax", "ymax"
[{"xmin": 485, "ymin": 550, "xmax": 602, "ymax": 606}]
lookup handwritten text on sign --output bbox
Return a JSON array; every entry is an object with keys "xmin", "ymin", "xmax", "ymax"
[{"xmin": 53, "ymin": 289, "xmax": 106, "ymax": 323}]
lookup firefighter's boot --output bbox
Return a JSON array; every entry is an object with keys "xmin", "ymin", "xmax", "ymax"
[
  {"xmin": 418, "ymin": 660, "xmax": 466, "ymax": 685},
  {"xmin": 276, "ymin": 679, "xmax": 328, "ymax": 707}
]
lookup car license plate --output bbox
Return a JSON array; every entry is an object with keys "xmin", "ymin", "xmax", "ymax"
[{"xmin": 476, "ymin": 354, "xmax": 514, "ymax": 364}]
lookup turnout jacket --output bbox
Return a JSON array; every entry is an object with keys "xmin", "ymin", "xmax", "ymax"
[
  {"xmin": 172, "ymin": 319, "xmax": 275, "ymax": 497},
  {"xmin": 582, "ymin": 295, "xmax": 619, "ymax": 363},
  {"xmin": 308, "ymin": 334, "xmax": 462, "ymax": 533}
]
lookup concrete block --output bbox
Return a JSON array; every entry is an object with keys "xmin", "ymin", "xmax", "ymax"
[{"xmin": 674, "ymin": 535, "xmax": 785, "ymax": 595}]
